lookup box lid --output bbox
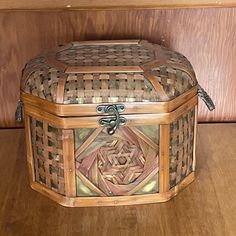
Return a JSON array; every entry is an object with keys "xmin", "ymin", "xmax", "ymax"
[{"xmin": 21, "ymin": 40, "xmax": 198, "ymax": 116}]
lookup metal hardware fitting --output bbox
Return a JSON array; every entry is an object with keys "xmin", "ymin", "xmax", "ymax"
[
  {"xmin": 15, "ymin": 100, "xmax": 23, "ymax": 123},
  {"xmin": 97, "ymin": 104, "xmax": 126, "ymax": 135},
  {"xmin": 197, "ymin": 85, "xmax": 215, "ymax": 111}
]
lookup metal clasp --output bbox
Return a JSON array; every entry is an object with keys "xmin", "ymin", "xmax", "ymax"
[{"xmin": 97, "ymin": 104, "xmax": 126, "ymax": 135}]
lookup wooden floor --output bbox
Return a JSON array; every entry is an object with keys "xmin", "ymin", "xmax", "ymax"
[{"xmin": 0, "ymin": 124, "xmax": 236, "ymax": 236}]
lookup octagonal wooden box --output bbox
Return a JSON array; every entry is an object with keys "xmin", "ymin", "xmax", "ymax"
[{"xmin": 20, "ymin": 39, "xmax": 200, "ymax": 207}]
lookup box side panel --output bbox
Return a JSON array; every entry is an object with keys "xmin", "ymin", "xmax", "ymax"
[
  {"xmin": 169, "ymin": 107, "xmax": 195, "ymax": 188},
  {"xmin": 29, "ymin": 116, "xmax": 66, "ymax": 195}
]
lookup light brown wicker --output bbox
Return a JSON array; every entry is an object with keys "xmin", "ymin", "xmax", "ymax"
[{"xmin": 19, "ymin": 39, "xmax": 214, "ymax": 207}]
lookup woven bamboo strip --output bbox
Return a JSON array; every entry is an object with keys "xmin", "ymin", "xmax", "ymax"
[
  {"xmin": 31, "ymin": 118, "xmax": 40, "ymax": 183},
  {"xmin": 30, "ymin": 172, "xmax": 195, "ymax": 207},
  {"xmin": 62, "ymin": 130, "xmax": 76, "ymax": 197},
  {"xmin": 159, "ymin": 124, "xmax": 170, "ymax": 193},
  {"xmin": 44, "ymin": 57, "xmax": 67, "ymax": 72},
  {"xmin": 72, "ymin": 40, "xmax": 140, "ymax": 46},
  {"xmin": 56, "ymin": 74, "xmax": 68, "ymax": 103},
  {"xmin": 153, "ymin": 46, "xmax": 168, "ymax": 62},
  {"xmin": 140, "ymin": 59, "xmax": 166, "ymax": 71},
  {"xmin": 169, "ymin": 108, "xmax": 195, "ymax": 187},
  {"xmin": 29, "ymin": 116, "xmax": 65, "ymax": 194},
  {"xmin": 139, "ymin": 40, "xmax": 167, "ymax": 66},
  {"xmin": 22, "ymin": 40, "xmax": 197, "ymax": 105},
  {"xmin": 143, "ymin": 72, "xmax": 169, "ymax": 101},
  {"xmin": 22, "ymin": 40, "xmax": 198, "ymax": 107},
  {"xmin": 165, "ymin": 62, "xmax": 197, "ymax": 83},
  {"xmin": 42, "ymin": 121, "xmax": 51, "ymax": 187},
  {"xmin": 21, "ymin": 64, "xmax": 47, "ymax": 89},
  {"xmin": 65, "ymin": 66, "xmax": 143, "ymax": 74},
  {"xmin": 24, "ymin": 113, "xmax": 35, "ymax": 182}
]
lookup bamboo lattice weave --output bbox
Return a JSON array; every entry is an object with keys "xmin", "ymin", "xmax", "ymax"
[
  {"xmin": 30, "ymin": 117, "xmax": 65, "ymax": 195},
  {"xmin": 56, "ymin": 44, "xmax": 155, "ymax": 66},
  {"xmin": 21, "ymin": 40, "xmax": 198, "ymax": 104},
  {"xmin": 169, "ymin": 109, "xmax": 195, "ymax": 187},
  {"xmin": 64, "ymin": 73, "xmax": 161, "ymax": 104}
]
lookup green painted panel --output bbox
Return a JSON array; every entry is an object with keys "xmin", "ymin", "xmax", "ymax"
[
  {"xmin": 74, "ymin": 128, "xmax": 96, "ymax": 149},
  {"xmin": 136, "ymin": 125, "xmax": 159, "ymax": 144},
  {"xmin": 133, "ymin": 174, "xmax": 158, "ymax": 195},
  {"xmin": 76, "ymin": 176, "xmax": 99, "ymax": 197}
]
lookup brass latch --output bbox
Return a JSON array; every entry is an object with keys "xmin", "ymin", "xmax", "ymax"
[{"xmin": 97, "ymin": 104, "xmax": 126, "ymax": 135}]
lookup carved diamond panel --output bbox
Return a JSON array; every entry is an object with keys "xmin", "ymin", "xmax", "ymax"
[{"xmin": 75, "ymin": 126, "xmax": 160, "ymax": 196}]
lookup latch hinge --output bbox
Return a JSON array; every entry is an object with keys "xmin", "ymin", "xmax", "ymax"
[{"xmin": 97, "ymin": 104, "xmax": 126, "ymax": 135}]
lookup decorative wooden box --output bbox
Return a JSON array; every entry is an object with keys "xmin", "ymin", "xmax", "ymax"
[{"xmin": 19, "ymin": 40, "xmax": 213, "ymax": 207}]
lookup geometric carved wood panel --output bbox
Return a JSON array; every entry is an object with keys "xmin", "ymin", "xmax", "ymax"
[{"xmin": 75, "ymin": 126, "xmax": 159, "ymax": 196}]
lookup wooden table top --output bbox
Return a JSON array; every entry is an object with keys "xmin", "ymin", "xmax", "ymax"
[{"xmin": 0, "ymin": 124, "xmax": 236, "ymax": 236}]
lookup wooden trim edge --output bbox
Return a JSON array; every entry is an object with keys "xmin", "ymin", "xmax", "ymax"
[
  {"xmin": 72, "ymin": 40, "xmax": 140, "ymax": 46},
  {"xmin": 20, "ymin": 86, "xmax": 198, "ymax": 117},
  {"xmin": 62, "ymin": 130, "xmax": 76, "ymax": 197},
  {"xmin": 159, "ymin": 124, "xmax": 170, "ymax": 192},
  {"xmin": 30, "ymin": 172, "xmax": 195, "ymax": 207},
  {"xmin": 24, "ymin": 114, "xmax": 35, "ymax": 182},
  {"xmin": 23, "ymin": 95, "xmax": 198, "ymax": 128},
  {"xmin": 65, "ymin": 66, "xmax": 143, "ymax": 74}
]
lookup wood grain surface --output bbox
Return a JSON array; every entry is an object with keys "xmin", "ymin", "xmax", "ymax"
[
  {"xmin": 0, "ymin": 0, "xmax": 236, "ymax": 10},
  {"xmin": 1, "ymin": 124, "xmax": 236, "ymax": 235},
  {"xmin": 0, "ymin": 8, "xmax": 236, "ymax": 127}
]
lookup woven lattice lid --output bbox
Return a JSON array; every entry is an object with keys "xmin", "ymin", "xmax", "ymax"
[{"xmin": 21, "ymin": 40, "xmax": 198, "ymax": 105}]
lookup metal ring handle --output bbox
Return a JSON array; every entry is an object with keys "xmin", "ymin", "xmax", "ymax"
[{"xmin": 98, "ymin": 104, "xmax": 126, "ymax": 135}]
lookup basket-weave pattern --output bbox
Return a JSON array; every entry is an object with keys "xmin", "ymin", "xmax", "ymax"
[
  {"xmin": 24, "ymin": 67, "xmax": 62, "ymax": 101},
  {"xmin": 150, "ymin": 65, "xmax": 195, "ymax": 99},
  {"xmin": 64, "ymin": 73, "xmax": 161, "ymax": 104},
  {"xmin": 21, "ymin": 40, "xmax": 197, "ymax": 104},
  {"xmin": 56, "ymin": 44, "xmax": 155, "ymax": 66},
  {"xmin": 30, "ymin": 117, "xmax": 65, "ymax": 195},
  {"xmin": 169, "ymin": 108, "xmax": 195, "ymax": 188}
]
